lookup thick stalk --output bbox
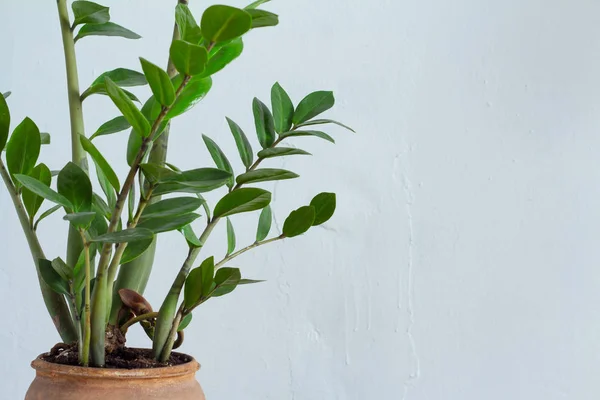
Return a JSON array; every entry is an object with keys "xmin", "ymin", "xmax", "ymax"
[
  {"xmin": 79, "ymin": 233, "xmax": 92, "ymax": 367},
  {"xmin": 0, "ymin": 160, "xmax": 77, "ymax": 342},
  {"xmin": 159, "ymin": 304, "xmax": 184, "ymax": 362}
]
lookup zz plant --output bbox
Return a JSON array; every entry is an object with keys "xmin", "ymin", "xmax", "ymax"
[{"xmin": 0, "ymin": 0, "xmax": 352, "ymax": 367}]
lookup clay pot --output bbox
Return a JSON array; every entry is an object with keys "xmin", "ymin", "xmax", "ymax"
[{"xmin": 25, "ymin": 353, "xmax": 205, "ymax": 400}]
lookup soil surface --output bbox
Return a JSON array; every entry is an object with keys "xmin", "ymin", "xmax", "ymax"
[{"xmin": 41, "ymin": 343, "xmax": 191, "ymax": 369}]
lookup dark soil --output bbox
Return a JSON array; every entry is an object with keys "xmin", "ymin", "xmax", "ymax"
[{"xmin": 41, "ymin": 343, "xmax": 191, "ymax": 369}]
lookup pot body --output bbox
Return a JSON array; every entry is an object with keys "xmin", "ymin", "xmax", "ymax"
[{"xmin": 25, "ymin": 354, "xmax": 205, "ymax": 400}]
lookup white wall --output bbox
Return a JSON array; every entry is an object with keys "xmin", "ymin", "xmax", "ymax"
[{"xmin": 1, "ymin": 0, "xmax": 600, "ymax": 398}]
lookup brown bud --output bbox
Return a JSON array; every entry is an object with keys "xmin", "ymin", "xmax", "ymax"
[{"xmin": 118, "ymin": 288, "xmax": 154, "ymax": 316}]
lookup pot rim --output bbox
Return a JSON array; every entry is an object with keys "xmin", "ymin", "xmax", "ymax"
[{"xmin": 31, "ymin": 350, "xmax": 200, "ymax": 380}]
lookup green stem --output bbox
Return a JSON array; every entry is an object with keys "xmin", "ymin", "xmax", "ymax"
[
  {"xmin": 0, "ymin": 160, "xmax": 77, "ymax": 342},
  {"xmin": 120, "ymin": 311, "xmax": 159, "ymax": 334},
  {"xmin": 159, "ymin": 304, "xmax": 184, "ymax": 362},
  {"xmin": 79, "ymin": 232, "xmax": 92, "ymax": 367},
  {"xmin": 214, "ymin": 235, "xmax": 285, "ymax": 270}
]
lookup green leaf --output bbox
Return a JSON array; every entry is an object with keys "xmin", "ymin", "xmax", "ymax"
[
  {"xmin": 310, "ymin": 192, "xmax": 336, "ymax": 226},
  {"xmin": 201, "ymin": 5, "xmax": 252, "ymax": 43},
  {"xmin": 163, "ymin": 168, "xmax": 232, "ymax": 191},
  {"xmin": 283, "ymin": 206, "xmax": 316, "ymax": 237},
  {"xmin": 184, "ymin": 256, "xmax": 215, "ymax": 308},
  {"xmin": 170, "ymin": 40, "xmax": 208, "ymax": 76},
  {"xmin": 280, "ymin": 130, "xmax": 335, "ymax": 143},
  {"xmin": 6, "ymin": 117, "xmax": 40, "ymax": 180},
  {"xmin": 200, "ymin": 257, "xmax": 215, "ymax": 296},
  {"xmin": 140, "ymin": 163, "xmax": 180, "ymax": 184},
  {"xmin": 2, "ymin": 91, "xmax": 10, "ymax": 99},
  {"xmin": 141, "ymin": 197, "xmax": 204, "ymax": 220},
  {"xmin": 105, "ymin": 78, "xmax": 151, "ymax": 137},
  {"xmin": 0, "ymin": 94, "xmax": 9, "ymax": 152},
  {"xmin": 91, "ymin": 228, "xmax": 154, "ymax": 243},
  {"xmin": 296, "ymin": 118, "xmax": 355, "ymax": 133},
  {"xmin": 137, "ymin": 213, "xmax": 201, "ymax": 234},
  {"xmin": 140, "ymin": 58, "xmax": 176, "ymax": 107},
  {"xmin": 271, "ymin": 82, "xmax": 294, "ymax": 134},
  {"xmin": 175, "ymin": 4, "xmax": 203, "ymax": 44},
  {"xmin": 253, "ymin": 98, "xmax": 276, "ymax": 149},
  {"xmin": 167, "ymin": 75, "xmax": 212, "ymax": 119},
  {"xmin": 226, "ymin": 217, "xmax": 236, "ymax": 256},
  {"xmin": 200, "ymin": 39, "xmax": 244, "ymax": 78},
  {"xmin": 63, "ymin": 211, "xmax": 97, "ymax": 229},
  {"xmin": 245, "ymin": 0, "xmax": 271, "ymax": 10},
  {"xmin": 51, "ymin": 257, "xmax": 74, "ymax": 281},
  {"xmin": 126, "ymin": 130, "xmax": 143, "ymax": 166},
  {"xmin": 257, "ymin": 147, "xmax": 311, "ymax": 159},
  {"xmin": 226, "ymin": 117, "xmax": 253, "ymax": 169},
  {"xmin": 236, "ymin": 168, "xmax": 298, "ymax": 185},
  {"xmin": 91, "ymin": 116, "xmax": 131, "ymax": 140},
  {"xmin": 39, "ymin": 259, "xmax": 70, "ymax": 296},
  {"xmin": 180, "ymin": 224, "xmax": 202, "ymax": 248},
  {"xmin": 75, "ymin": 22, "xmax": 141, "ymax": 43},
  {"xmin": 22, "ymin": 163, "xmax": 51, "ymax": 220},
  {"xmin": 256, "ymin": 204, "xmax": 272, "ymax": 242},
  {"xmin": 93, "ymin": 193, "xmax": 111, "ymax": 218},
  {"xmin": 13, "ymin": 175, "xmax": 73, "ymax": 210},
  {"xmin": 239, "ymin": 278, "xmax": 266, "ymax": 285},
  {"xmin": 202, "ymin": 135, "xmax": 233, "ymax": 188},
  {"xmin": 178, "ymin": 313, "xmax": 193, "ymax": 331},
  {"xmin": 40, "ymin": 132, "xmax": 51, "ymax": 145},
  {"xmin": 72, "ymin": 1, "xmax": 110, "ymax": 26},
  {"xmin": 58, "ymin": 162, "xmax": 93, "ymax": 212},
  {"xmin": 213, "ymin": 267, "xmax": 241, "ymax": 297},
  {"xmin": 121, "ymin": 237, "xmax": 153, "ymax": 264},
  {"xmin": 214, "ymin": 188, "xmax": 271, "ymax": 218},
  {"xmin": 95, "ymin": 161, "xmax": 117, "ymax": 209},
  {"xmin": 82, "ymin": 68, "xmax": 147, "ymax": 101},
  {"xmin": 293, "ymin": 91, "xmax": 335, "ymax": 125},
  {"xmin": 247, "ymin": 9, "xmax": 279, "ymax": 28},
  {"xmin": 34, "ymin": 205, "xmax": 62, "ymax": 230},
  {"xmin": 80, "ymin": 135, "xmax": 120, "ymax": 192},
  {"xmin": 128, "ymin": 182, "xmax": 136, "ymax": 223}
]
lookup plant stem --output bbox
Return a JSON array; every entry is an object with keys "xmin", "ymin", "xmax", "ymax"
[
  {"xmin": 89, "ymin": 78, "xmax": 191, "ymax": 366},
  {"xmin": 214, "ymin": 235, "xmax": 284, "ymax": 270},
  {"xmin": 159, "ymin": 304, "xmax": 184, "ymax": 362},
  {"xmin": 79, "ymin": 231, "xmax": 92, "ymax": 367},
  {"xmin": 0, "ymin": 160, "xmax": 77, "ymax": 342},
  {"xmin": 120, "ymin": 311, "xmax": 159, "ymax": 334}
]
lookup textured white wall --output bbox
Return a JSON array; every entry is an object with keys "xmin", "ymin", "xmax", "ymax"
[{"xmin": 2, "ymin": 0, "xmax": 600, "ymax": 398}]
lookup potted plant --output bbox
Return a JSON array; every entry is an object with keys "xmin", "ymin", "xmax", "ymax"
[{"xmin": 1, "ymin": 1, "xmax": 352, "ymax": 398}]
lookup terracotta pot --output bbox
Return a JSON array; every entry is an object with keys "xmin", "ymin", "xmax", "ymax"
[{"xmin": 25, "ymin": 353, "xmax": 205, "ymax": 400}]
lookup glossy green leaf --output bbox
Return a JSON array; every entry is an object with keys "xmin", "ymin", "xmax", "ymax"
[
  {"xmin": 141, "ymin": 197, "xmax": 204, "ymax": 220},
  {"xmin": 80, "ymin": 135, "xmax": 120, "ymax": 192},
  {"xmin": 40, "ymin": 132, "xmax": 51, "ymax": 145},
  {"xmin": 295, "ymin": 118, "xmax": 355, "ymax": 132},
  {"xmin": 137, "ymin": 213, "xmax": 201, "ymax": 234},
  {"xmin": 236, "ymin": 168, "xmax": 298, "ymax": 185},
  {"xmin": 200, "ymin": 39, "xmax": 244, "ymax": 78},
  {"xmin": 253, "ymin": 98, "xmax": 276, "ymax": 148},
  {"xmin": 310, "ymin": 192, "xmax": 336, "ymax": 226},
  {"xmin": 257, "ymin": 147, "xmax": 311, "ymax": 159},
  {"xmin": 247, "ymin": 9, "xmax": 279, "ymax": 28},
  {"xmin": 34, "ymin": 205, "xmax": 62, "ymax": 230},
  {"xmin": 126, "ymin": 130, "xmax": 143, "ymax": 166},
  {"xmin": 167, "ymin": 75, "xmax": 212, "ymax": 119},
  {"xmin": 244, "ymin": 0, "xmax": 271, "ymax": 9},
  {"xmin": 96, "ymin": 161, "xmax": 117, "ymax": 208},
  {"xmin": 120, "ymin": 237, "xmax": 153, "ymax": 264},
  {"xmin": 39, "ymin": 259, "xmax": 70, "ymax": 296},
  {"xmin": 58, "ymin": 162, "xmax": 93, "ymax": 212},
  {"xmin": 283, "ymin": 206, "xmax": 316, "ymax": 237},
  {"xmin": 200, "ymin": 257, "xmax": 215, "ymax": 296},
  {"xmin": 239, "ymin": 278, "xmax": 266, "ymax": 285},
  {"xmin": 82, "ymin": 68, "xmax": 147, "ymax": 101},
  {"xmin": 163, "ymin": 168, "xmax": 232, "ymax": 191},
  {"xmin": 226, "ymin": 217, "xmax": 236, "ymax": 255},
  {"xmin": 201, "ymin": 5, "xmax": 252, "ymax": 43},
  {"xmin": 91, "ymin": 228, "xmax": 154, "ymax": 243},
  {"xmin": 214, "ymin": 188, "xmax": 271, "ymax": 218},
  {"xmin": 13, "ymin": 175, "xmax": 73, "ymax": 210},
  {"xmin": 6, "ymin": 117, "xmax": 40, "ymax": 180},
  {"xmin": 226, "ymin": 117, "xmax": 253, "ymax": 169},
  {"xmin": 184, "ymin": 256, "xmax": 215, "ymax": 308},
  {"xmin": 0, "ymin": 94, "xmax": 9, "ymax": 152},
  {"xmin": 180, "ymin": 224, "xmax": 202, "ymax": 248},
  {"xmin": 51, "ymin": 257, "xmax": 74, "ymax": 281},
  {"xmin": 63, "ymin": 211, "xmax": 97, "ymax": 229},
  {"xmin": 93, "ymin": 193, "xmax": 111, "ymax": 218},
  {"xmin": 22, "ymin": 163, "xmax": 51, "ymax": 220},
  {"xmin": 91, "ymin": 116, "xmax": 131, "ymax": 140},
  {"xmin": 293, "ymin": 91, "xmax": 335, "ymax": 125},
  {"xmin": 72, "ymin": 1, "xmax": 110, "ymax": 26},
  {"xmin": 140, "ymin": 163, "xmax": 180, "ymax": 184},
  {"xmin": 202, "ymin": 135, "xmax": 233, "ymax": 188},
  {"xmin": 271, "ymin": 82, "xmax": 293, "ymax": 134},
  {"xmin": 170, "ymin": 40, "xmax": 208, "ymax": 76},
  {"xmin": 105, "ymin": 78, "xmax": 151, "ymax": 137},
  {"xmin": 140, "ymin": 58, "xmax": 176, "ymax": 107},
  {"xmin": 256, "ymin": 204, "xmax": 272, "ymax": 242},
  {"xmin": 127, "ymin": 182, "xmax": 136, "ymax": 223},
  {"xmin": 75, "ymin": 22, "xmax": 141, "ymax": 43},
  {"xmin": 280, "ymin": 130, "xmax": 335, "ymax": 143},
  {"xmin": 213, "ymin": 267, "xmax": 241, "ymax": 297},
  {"xmin": 178, "ymin": 313, "xmax": 193, "ymax": 331},
  {"xmin": 175, "ymin": 4, "xmax": 203, "ymax": 44}
]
